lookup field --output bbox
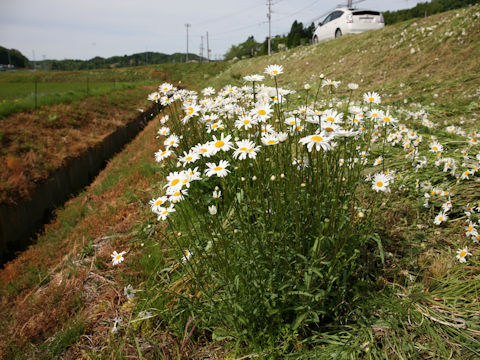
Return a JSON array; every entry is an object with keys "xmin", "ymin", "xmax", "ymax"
[
  {"xmin": 1, "ymin": 5, "xmax": 480, "ymax": 360},
  {"xmin": 0, "ymin": 63, "xmax": 228, "ymax": 118}
]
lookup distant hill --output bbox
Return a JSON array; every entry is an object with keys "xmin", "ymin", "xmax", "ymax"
[
  {"xmin": 0, "ymin": 46, "xmax": 30, "ymax": 68},
  {"xmin": 33, "ymin": 52, "xmax": 206, "ymax": 71}
]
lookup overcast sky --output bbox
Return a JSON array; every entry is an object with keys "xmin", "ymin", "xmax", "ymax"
[{"xmin": 1, "ymin": 0, "xmax": 427, "ymax": 61}]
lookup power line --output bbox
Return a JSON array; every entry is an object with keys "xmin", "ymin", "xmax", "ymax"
[{"xmin": 191, "ymin": 2, "xmax": 265, "ymax": 27}]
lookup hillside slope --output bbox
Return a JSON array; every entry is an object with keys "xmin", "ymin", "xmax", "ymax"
[
  {"xmin": 215, "ymin": 5, "xmax": 480, "ymax": 118},
  {"xmin": 1, "ymin": 5, "xmax": 479, "ymax": 359}
]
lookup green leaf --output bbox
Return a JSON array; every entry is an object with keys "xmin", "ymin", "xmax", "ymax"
[
  {"xmin": 371, "ymin": 233, "xmax": 385, "ymax": 264},
  {"xmin": 292, "ymin": 312, "xmax": 308, "ymax": 330}
]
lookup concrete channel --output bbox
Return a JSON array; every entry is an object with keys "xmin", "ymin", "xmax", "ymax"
[{"xmin": 0, "ymin": 103, "xmax": 162, "ymax": 266}]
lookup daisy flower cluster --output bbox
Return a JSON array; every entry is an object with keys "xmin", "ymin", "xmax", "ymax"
[{"xmin": 141, "ymin": 65, "xmax": 477, "ymax": 339}]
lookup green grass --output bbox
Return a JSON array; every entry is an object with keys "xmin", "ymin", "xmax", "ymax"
[
  {"xmin": 0, "ymin": 80, "xmax": 144, "ymax": 118},
  {"xmin": 0, "ymin": 61, "xmax": 229, "ymax": 118}
]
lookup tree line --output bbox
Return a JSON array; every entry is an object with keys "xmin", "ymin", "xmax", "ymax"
[{"xmin": 383, "ymin": 0, "xmax": 480, "ymax": 25}]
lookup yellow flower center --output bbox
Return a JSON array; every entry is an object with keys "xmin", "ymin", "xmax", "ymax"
[
  {"xmin": 468, "ymin": 226, "xmax": 473, "ymax": 232},
  {"xmin": 273, "ymin": 70, "xmax": 278, "ymax": 74},
  {"xmin": 187, "ymin": 107, "xmax": 194, "ymax": 115},
  {"xmin": 213, "ymin": 167, "xmax": 223, "ymax": 171},
  {"xmin": 243, "ymin": 119, "xmax": 250, "ymax": 124},
  {"xmin": 185, "ymin": 156, "xmax": 192, "ymax": 161},
  {"xmin": 311, "ymin": 135, "xmax": 323, "ymax": 142},
  {"xmin": 258, "ymin": 109, "xmax": 267, "ymax": 115},
  {"xmin": 325, "ymin": 127, "xmax": 334, "ymax": 132},
  {"xmin": 173, "ymin": 192, "xmax": 181, "ymax": 196},
  {"xmin": 459, "ymin": 250, "xmax": 466, "ymax": 257},
  {"xmin": 383, "ymin": 117, "xmax": 390, "ymax": 122},
  {"xmin": 368, "ymin": 97, "xmax": 374, "ymax": 102},
  {"xmin": 162, "ymin": 210, "xmax": 169, "ymax": 215},
  {"xmin": 171, "ymin": 179, "xmax": 180, "ymax": 186},
  {"xmin": 215, "ymin": 140, "xmax": 225, "ymax": 148},
  {"xmin": 267, "ymin": 140, "xmax": 276, "ymax": 145},
  {"xmin": 199, "ymin": 148, "xmax": 207, "ymax": 153},
  {"xmin": 184, "ymin": 250, "xmax": 189, "ymax": 256},
  {"xmin": 239, "ymin": 147, "xmax": 247, "ymax": 151},
  {"xmin": 327, "ymin": 117, "xmax": 335, "ymax": 122},
  {"xmin": 155, "ymin": 200, "xmax": 162, "ymax": 206},
  {"xmin": 376, "ymin": 181, "xmax": 383, "ymax": 187},
  {"xmin": 372, "ymin": 113, "xmax": 378, "ymax": 117},
  {"xmin": 116, "ymin": 254, "xmax": 122, "ymax": 260}
]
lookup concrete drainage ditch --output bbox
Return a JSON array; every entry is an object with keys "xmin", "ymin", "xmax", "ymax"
[{"xmin": 0, "ymin": 103, "xmax": 162, "ymax": 266}]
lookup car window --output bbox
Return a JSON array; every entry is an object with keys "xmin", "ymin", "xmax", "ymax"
[
  {"xmin": 322, "ymin": 13, "xmax": 333, "ymax": 25},
  {"xmin": 332, "ymin": 11, "xmax": 344, "ymax": 21}
]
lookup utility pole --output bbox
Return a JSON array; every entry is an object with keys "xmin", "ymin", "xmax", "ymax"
[
  {"xmin": 206, "ymin": 31, "xmax": 210, "ymax": 62},
  {"xmin": 185, "ymin": 23, "xmax": 191, "ymax": 63},
  {"xmin": 200, "ymin": 36, "xmax": 204, "ymax": 62},
  {"xmin": 267, "ymin": 0, "xmax": 272, "ymax": 55}
]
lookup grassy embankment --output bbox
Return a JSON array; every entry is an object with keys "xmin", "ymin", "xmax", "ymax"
[{"xmin": 1, "ymin": 5, "xmax": 480, "ymax": 359}]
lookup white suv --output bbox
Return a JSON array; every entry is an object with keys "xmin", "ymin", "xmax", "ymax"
[{"xmin": 312, "ymin": 7, "xmax": 384, "ymax": 43}]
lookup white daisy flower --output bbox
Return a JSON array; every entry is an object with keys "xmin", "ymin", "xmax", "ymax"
[
  {"xmin": 261, "ymin": 133, "xmax": 279, "ymax": 146},
  {"xmin": 433, "ymin": 211, "xmax": 448, "ymax": 225},
  {"xmin": 205, "ymin": 160, "xmax": 231, "ymax": 178},
  {"xmin": 154, "ymin": 149, "xmax": 172, "ymax": 163},
  {"xmin": 211, "ymin": 133, "xmax": 234, "ymax": 154},
  {"xmin": 233, "ymin": 139, "xmax": 261, "ymax": 160},
  {"xmin": 456, "ymin": 246, "xmax": 472, "ymax": 263},
  {"xmin": 164, "ymin": 171, "xmax": 187, "ymax": 191},
  {"xmin": 299, "ymin": 133, "xmax": 332, "ymax": 152},
  {"xmin": 363, "ymin": 91, "xmax": 381, "ymax": 104},
  {"xmin": 252, "ymin": 103, "xmax": 273, "ymax": 122},
  {"xmin": 179, "ymin": 150, "xmax": 200, "ymax": 166},
  {"xmin": 371, "ymin": 173, "xmax": 390, "ymax": 192},
  {"xmin": 155, "ymin": 204, "xmax": 176, "ymax": 221},
  {"xmin": 264, "ymin": 64, "xmax": 284, "ymax": 77},
  {"xmin": 182, "ymin": 249, "xmax": 193, "ymax": 263},
  {"xmin": 111, "ymin": 251, "xmax": 126, "ymax": 265},
  {"xmin": 244, "ymin": 74, "xmax": 265, "ymax": 82},
  {"xmin": 235, "ymin": 115, "xmax": 256, "ymax": 130},
  {"xmin": 150, "ymin": 196, "xmax": 168, "ymax": 212},
  {"xmin": 164, "ymin": 134, "xmax": 180, "ymax": 149},
  {"xmin": 157, "ymin": 127, "xmax": 170, "ymax": 136}
]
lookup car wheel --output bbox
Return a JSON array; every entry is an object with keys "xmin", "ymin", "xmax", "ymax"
[
  {"xmin": 335, "ymin": 29, "xmax": 342, "ymax": 39},
  {"xmin": 313, "ymin": 36, "xmax": 319, "ymax": 44}
]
